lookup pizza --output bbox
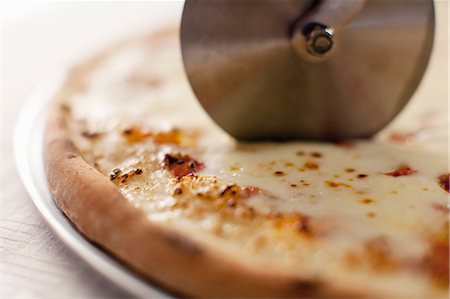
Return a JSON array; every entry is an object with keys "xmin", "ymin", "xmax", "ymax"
[{"xmin": 45, "ymin": 26, "xmax": 449, "ymax": 298}]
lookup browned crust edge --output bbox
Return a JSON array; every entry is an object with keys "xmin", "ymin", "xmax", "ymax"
[{"xmin": 43, "ymin": 30, "xmax": 370, "ymax": 299}]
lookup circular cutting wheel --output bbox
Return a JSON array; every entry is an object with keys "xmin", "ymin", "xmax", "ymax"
[{"xmin": 181, "ymin": 0, "xmax": 435, "ymax": 140}]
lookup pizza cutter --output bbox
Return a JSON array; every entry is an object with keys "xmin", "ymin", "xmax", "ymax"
[{"xmin": 180, "ymin": 0, "xmax": 435, "ymax": 141}]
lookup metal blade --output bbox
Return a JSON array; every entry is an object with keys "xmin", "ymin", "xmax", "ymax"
[{"xmin": 181, "ymin": 0, "xmax": 434, "ymax": 141}]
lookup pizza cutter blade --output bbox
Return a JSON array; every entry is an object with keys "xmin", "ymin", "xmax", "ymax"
[{"xmin": 180, "ymin": 0, "xmax": 435, "ymax": 141}]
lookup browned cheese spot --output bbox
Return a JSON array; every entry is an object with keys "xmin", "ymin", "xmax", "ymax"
[
  {"xmin": 364, "ymin": 237, "xmax": 397, "ymax": 271},
  {"xmin": 360, "ymin": 198, "xmax": 374, "ymax": 204},
  {"xmin": 420, "ymin": 224, "xmax": 449, "ymax": 287},
  {"xmin": 162, "ymin": 153, "xmax": 204, "ymax": 178},
  {"xmin": 110, "ymin": 168, "xmax": 121, "ymax": 180},
  {"xmin": 384, "ymin": 164, "xmax": 417, "ymax": 177},
  {"xmin": 269, "ymin": 212, "xmax": 312, "ymax": 236},
  {"xmin": 346, "ymin": 237, "xmax": 397, "ymax": 271},
  {"xmin": 285, "ymin": 162, "xmax": 294, "ymax": 168},
  {"xmin": 122, "ymin": 126, "xmax": 189, "ymax": 145},
  {"xmin": 122, "ymin": 126, "xmax": 152, "ymax": 142},
  {"xmin": 274, "ymin": 171, "xmax": 285, "ymax": 176},
  {"xmin": 304, "ymin": 161, "xmax": 319, "ymax": 170},
  {"xmin": 109, "ymin": 168, "xmax": 143, "ymax": 184},
  {"xmin": 437, "ymin": 173, "xmax": 450, "ymax": 193},
  {"xmin": 432, "ymin": 203, "xmax": 449, "ymax": 214},
  {"xmin": 325, "ymin": 181, "xmax": 351, "ymax": 189},
  {"xmin": 172, "ymin": 174, "xmax": 262, "ymax": 210},
  {"xmin": 388, "ymin": 132, "xmax": 414, "ymax": 144},
  {"xmin": 366, "ymin": 212, "xmax": 376, "ymax": 218},
  {"xmin": 310, "ymin": 152, "xmax": 323, "ymax": 158},
  {"xmin": 173, "ymin": 188, "xmax": 183, "ymax": 196}
]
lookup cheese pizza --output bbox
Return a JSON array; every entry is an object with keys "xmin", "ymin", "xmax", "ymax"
[{"xmin": 45, "ymin": 26, "xmax": 449, "ymax": 298}]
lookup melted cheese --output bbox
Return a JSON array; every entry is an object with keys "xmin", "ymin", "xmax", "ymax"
[{"xmin": 64, "ymin": 17, "xmax": 449, "ymax": 299}]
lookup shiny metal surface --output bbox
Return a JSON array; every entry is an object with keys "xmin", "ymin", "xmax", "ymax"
[{"xmin": 181, "ymin": 0, "xmax": 435, "ymax": 140}]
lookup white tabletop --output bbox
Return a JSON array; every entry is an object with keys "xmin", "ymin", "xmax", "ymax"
[
  {"xmin": 1, "ymin": 1, "xmax": 448, "ymax": 298},
  {"xmin": 1, "ymin": 2, "xmax": 182, "ymax": 298}
]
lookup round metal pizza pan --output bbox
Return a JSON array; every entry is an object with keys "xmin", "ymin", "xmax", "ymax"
[{"xmin": 14, "ymin": 71, "xmax": 173, "ymax": 299}]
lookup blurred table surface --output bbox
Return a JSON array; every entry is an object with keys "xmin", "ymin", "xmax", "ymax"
[{"xmin": 1, "ymin": 1, "xmax": 448, "ymax": 299}]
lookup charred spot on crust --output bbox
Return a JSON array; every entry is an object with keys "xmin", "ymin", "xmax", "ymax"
[
  {"xmin": 384, "ymin": 164, "xmax": 417, "ymax": 177},
  {"xmin": 437, "ymin": 174, "xmax": 449, "ymax": 193},
  {"xmin": 162, "ymin": 153, "xmax": 204, "ymax": 178},
  {"xmin": 65, "ymin": 153, "xmax": 77, "ymax": 159},
  {"xmin": 357, "ymin": 174, "xmax": 368, "ymax": 179},
  {"xmin": 274, "ymin": 171, "xmax": 285, "ymax": 176}
]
